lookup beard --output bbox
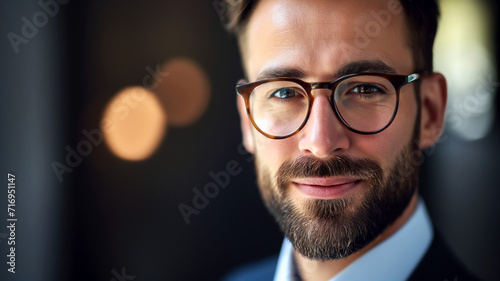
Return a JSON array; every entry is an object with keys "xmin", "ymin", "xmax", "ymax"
[{"xmin": 255, "ymin": 140, "xmax": 420, "ymax": 261}]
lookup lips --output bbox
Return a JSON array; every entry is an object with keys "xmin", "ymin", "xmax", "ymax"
[{"xmin": 292, "ymin": 177, "xmax": 361, "ymax": 199}]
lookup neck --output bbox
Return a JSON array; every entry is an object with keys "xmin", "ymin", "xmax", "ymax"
[{"xmin": 294, "ymin": 192, "xmax": 419, "ymax": 281}]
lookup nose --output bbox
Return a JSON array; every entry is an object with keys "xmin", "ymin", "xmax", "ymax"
[{"xmin": 298, "ymin": 92, "xmax": 350, "ymax": 158}]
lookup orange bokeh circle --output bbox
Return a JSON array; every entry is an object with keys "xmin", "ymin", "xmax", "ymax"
[{"xmin": 102, "ymin": 86, "xmax": 167, "ymax": 161}]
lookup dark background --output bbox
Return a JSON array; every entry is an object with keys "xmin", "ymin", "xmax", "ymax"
[{"xmin": 0, "ymin": 0, "xmax": 499, "ymax": 280}]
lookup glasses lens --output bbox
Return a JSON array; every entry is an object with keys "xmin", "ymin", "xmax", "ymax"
[
  {"xmin": 249, "ymin": 81, "xmax": 309, "ymax": 137},
  {"xmin": 334, "ymin": 75, "xmax": 397, "ymax": 133}
]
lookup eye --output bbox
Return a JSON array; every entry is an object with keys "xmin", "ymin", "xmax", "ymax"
[
  {"xmin": 350, "ymin": 84, "xmax": 384, "ymax": 94},
  {"xmin": 269, "ymin": 87, "xmax": 300, "ymax": 99}
]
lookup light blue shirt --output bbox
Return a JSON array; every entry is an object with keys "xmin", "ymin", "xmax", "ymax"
[{"xmin": 273, "ymin": 199, "xmax": 433, "ymax": 281}]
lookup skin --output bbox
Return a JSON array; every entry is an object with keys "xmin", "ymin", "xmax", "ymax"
[{"xmin": 236, "ymin": 0, "xmax": 447, "ymax": 280}]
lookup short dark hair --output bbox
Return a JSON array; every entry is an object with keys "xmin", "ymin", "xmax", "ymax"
[{"xmin": 219, "ymin": 0, "xmax": 440, "ymax": 72}]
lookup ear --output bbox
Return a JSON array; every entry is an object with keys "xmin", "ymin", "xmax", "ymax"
[
  {"xmin": 419, "ymin": 73, "xmax": 447, "ymax": 149},
  {"xmin": 237, "ymin": 95, "xmax": 255, "ymax": 154}
]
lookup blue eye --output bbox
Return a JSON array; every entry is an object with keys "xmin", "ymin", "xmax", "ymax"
[{"xmin": 270, "ymin": 88, "xmax": 299, "ymax": 99}]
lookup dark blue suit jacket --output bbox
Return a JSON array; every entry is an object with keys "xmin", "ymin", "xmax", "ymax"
[{"xmin": 223, "ymin": 233, "xmax": 479, "ymax": 281}]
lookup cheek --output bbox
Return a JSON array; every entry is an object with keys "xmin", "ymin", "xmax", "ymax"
[
  {"xmin": 254, "ymin": 134, "xmax": 298, "ymax": 176},
  {"xmin": 352, "ymin": 95, "xmax": 418, "ymax": 169}
]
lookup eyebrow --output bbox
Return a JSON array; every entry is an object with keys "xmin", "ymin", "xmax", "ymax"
[
  {"xmin": 256, "ymin": 68, "xmax": 307, "ymax": 81},
  {"xmin": 255, "ymin": 60, "xmax": 397, "ymax": 81}
]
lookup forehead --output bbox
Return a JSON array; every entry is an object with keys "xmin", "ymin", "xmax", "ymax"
[{"xmin": 242, "ymin": 0, "xmax": 413, "ymax": 81}]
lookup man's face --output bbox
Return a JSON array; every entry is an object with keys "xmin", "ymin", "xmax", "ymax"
[{"xmin": 238, "ymin": 0, "xmax": 422, "ymax": 260}]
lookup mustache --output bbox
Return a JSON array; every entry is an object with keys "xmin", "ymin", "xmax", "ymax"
[{"xmin": 276, "ymin": 155, "xmax": 384, "ymax": 188}]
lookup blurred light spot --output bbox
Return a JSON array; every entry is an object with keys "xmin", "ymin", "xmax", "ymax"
[
  {"xmin": 434, "ymin": 0, "xmax": 497, "ymax": 141},
  {"xmin": 103, "ymin": 87, "xmax": 167, "ymax": 161},
  {"xmin": 152, "ymin": 57, "xmax": 210, "ymax": 126}
]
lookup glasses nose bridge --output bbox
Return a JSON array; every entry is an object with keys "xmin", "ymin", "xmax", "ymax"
[
  {"xmin": 309, "ymin": 82, "xmax": 334, "ymax": 97},
  {"xmin": 310, "ymin": 82, "xmax": 332, "ymax": 90}
]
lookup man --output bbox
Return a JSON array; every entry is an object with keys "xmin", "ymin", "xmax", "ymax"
[{"xmin": 222, "ymin": 0, "xmax": 478, "ymax": 280}]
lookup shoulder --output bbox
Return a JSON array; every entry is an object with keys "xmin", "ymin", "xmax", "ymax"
[
  {"xmin": 222, "ymin": 255, "xmax": 279, "ymax": 281},
  {"xmin": 408, "ymin": 231, "xmax": 480, "ymax": 281}
]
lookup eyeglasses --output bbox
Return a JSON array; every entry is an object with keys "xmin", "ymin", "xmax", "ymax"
[{"xmin": 236, "ymin": 72, "xmax": 422, "ymax": 139}]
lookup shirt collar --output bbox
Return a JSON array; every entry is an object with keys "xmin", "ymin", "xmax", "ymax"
[{"xmin": 273, "ymin": 199, "xmax": 433, "ymax": 281}]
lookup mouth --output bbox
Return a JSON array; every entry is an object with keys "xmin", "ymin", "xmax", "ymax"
[{"xmin": 292, "ymin": 177, "xmax": 362, "ymax": 199}]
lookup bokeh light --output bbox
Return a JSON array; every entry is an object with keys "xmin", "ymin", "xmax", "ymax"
[
  {"xmin": 102, "ymin": 86, "xmax": 167, "ymax": 161},
  {"xmin": 434, "ymin": 0, "xmax": 497, "ymax": 141},
  {"xmin": 152, "ymin": 57, "xmax": 211, "ymax": 126}
]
